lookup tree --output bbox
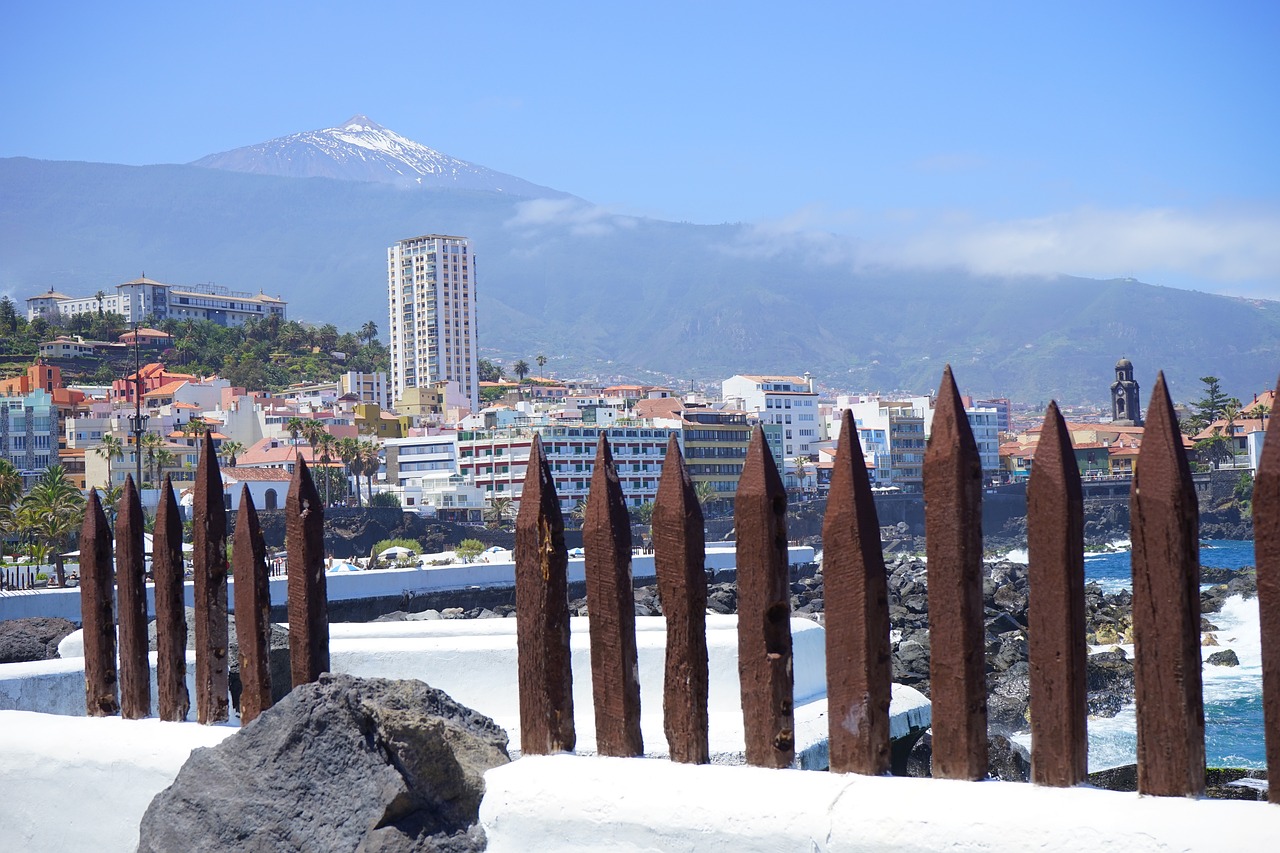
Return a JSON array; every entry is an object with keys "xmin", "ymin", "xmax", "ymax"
[
  {"xmin": 302, "ymin": 419, "xmax": 326, "ymax": 463},
  {"xmin": 512, "ymin": 360, "xmax": 530, "ymax": 383},
  {"xmin": 536, "ymin": 353, "xmax": 547, "ymax": 380},
  {"xmin": 19, "ymin": 466, "xmax": 85, "ymax": 586},
  {"xmin": 337, "ymin": 437, "xmax": 362, "ymax": 505},
  {"xmin": 218, "ymin": 440, "xmax": 246, "ymax": 468},
  {"xmin": 93, "ymin": 435, "xmax": 125, "ymax": 488},
  {"xmin": 569, "ymin": 499, "xmax": 589, "ymax": 527},
  {"xmin": 478, "ymin": 358, "xmax": 504, "ymax": 383},
  {"xmin": 315, "ymin": 433, "xmax": 336, "ymax": 506},
  {"xmin": 484, "ymin": 497, "xmax": 515, "ymax": 529},
  {"xmin": 694, "ymin": 481, "xmax": 719, "ymax": 514},
  {"xmin": 1184, "ymin": 376, "xmax": 1232, "ymax": 436},
  {"xmin": 140, "ymin": 431, "xmax": 164, "ymax": 485},
  {"xmin": 455, "ymin": 538, "xmax": 484, "ymax": 563},
  {"xmin": 791, "ymin": 457, "xmax": 810, "ymax": 493},
  {"xmin": 359, "ymin": 441, "xmax": 381, "ymax": 502},
  {"xmin": 368, "ymin": 491, "xmax": 400, "ymax": 508},
  {"xmin": 359, "ymin": 320, "xmax": 379, "ymax": 345},
  {"xmin": 0, "ymin": 459, "xmax": 22, "ymax": 508},
  {"xmin": 285, "ymin": 417, "xmax": 308, "ymax": 460}
]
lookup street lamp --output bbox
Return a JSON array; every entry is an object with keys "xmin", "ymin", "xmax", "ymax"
[{"xmin": 128, "ymin": 321, "xmax": 149, "ymax": 486}]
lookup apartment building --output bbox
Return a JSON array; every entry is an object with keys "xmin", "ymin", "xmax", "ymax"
[
  {"xmin": 27, "ymin": 277, "xmax": 286, "ymax": 326},
  {"xmin": 721, "ymin": 374, "xmax": 820, "ymax": 472},
  {"xmin": 456, "ymin": 424, "xmax": 677, "ymax": 513},
  {"xmin": 387, "ymin": 234, "xmax": 479, "ymax": 412}
]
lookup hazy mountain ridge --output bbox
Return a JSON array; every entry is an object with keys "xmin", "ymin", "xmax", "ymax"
[
  {"xmin": 2, "ymin": 155, "xmax": 1277, "ymax": 405},
  {"xmin": 191, "ymin": 115, "xmax": 570, "ymax": 199}
]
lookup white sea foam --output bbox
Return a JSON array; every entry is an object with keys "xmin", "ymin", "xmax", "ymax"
[
  {"xmin": 1081, "ymin": 594, "xmax": 1263, "ymax": 771},
  {"xmin": 1001, "ymin": 548, "xmax": 1029, "ymax": 564}
]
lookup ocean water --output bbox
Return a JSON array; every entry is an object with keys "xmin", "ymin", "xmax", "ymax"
[{"xmin": 1069, "ymin": 540, "xmax": 1262, "ymax": 770}]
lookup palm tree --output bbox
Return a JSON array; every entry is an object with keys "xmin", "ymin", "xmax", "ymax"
[
  {"xmin": 0, "ymin": 459, "xmax": 22, "ymax": 508},
  {"xmin": 569, "ymin": 498, "xmax": 588, "ymax": 528},
  {"xmin": 154, "ymin": 448, "xmax": 176, "ymax": 482},
  {"xmin": 95, "ymin": 290, "xmax": 106, "ymax": 316},
  {"xmin": 359, "ymin": 441, "xmax": 381, "ymax": 503},
  {"xmin": 359, "ymin": 320, "xmax": 379, "ymax": 345},
  {"xmin": 536, "ymin": 353, "xmax": 547, "ymax": 381},
  {"xmin": 19, "ymin": 466, "xmax": 85, "ymax": 586},
  {"xmin": 694, "ymin": 480, "xmax": 719, "ymax": 514},
  {"xmin": 285, "ymin": 417, "xmax": 308, "ymax": 461},
  {"xmin": 484, "ymin": 497, "xmax": 515, "ymax": 529},
  {"xmin": 92, "ymin": 434, "xmax": 125, "ymax": 489},
  {"xmin": 512, "ymin": 360, "xmax": 530, "ymax": 383},
  {"xmin": 100, "ymin": 484, "xmax": 124, "ymax": 529},
  {"xmin": 791, "ymin": 457, "xmax": 809, "ymax": 494},
  {"xmin": 302, "ymin": 419, "xmax": 326, "ymax": 463},
  {"xmin": 316, "ymin": 433, "xmax": 337, "ymax": 506},
  {"xmin": 219, "ymin": 440, "xmax": 246, "ymax": 468},
  {"xmin": 140, "ymin": 430, "xmax": 164, "ymax": 486},
  {"xmin": 337, "ymin": 437, "xmax": 362, "ymax": 506}
]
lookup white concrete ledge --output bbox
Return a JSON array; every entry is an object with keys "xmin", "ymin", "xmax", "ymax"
[
  {"xmin": 480, "ymin": 754, "xmax": 1280, "ymax": 852},
  {"xmin": 0, "ymin": 710, "xmax": 234, "ymax": 853}
]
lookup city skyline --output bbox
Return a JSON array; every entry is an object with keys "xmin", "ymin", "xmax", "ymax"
[{"xmin": 2, "ymin": 2, "xmax": 1277, "ymax": 301}]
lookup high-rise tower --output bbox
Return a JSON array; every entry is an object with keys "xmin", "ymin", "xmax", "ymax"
[
  {"xmin": 387, "ymin": 234, "xmax": 478, "ymax": 412},
  {"xmin": 1110, "ymin": 357, "xmax": 1143, "ymax": 426}
]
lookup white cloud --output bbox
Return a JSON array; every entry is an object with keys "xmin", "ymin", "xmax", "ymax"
[
  {"xmin": 506, "ymin": 198, "xmax": 637, "ymax": 237},
  {"xmin": 724, "ymin": 206, "xmax": 1280, "ymax": 299}
]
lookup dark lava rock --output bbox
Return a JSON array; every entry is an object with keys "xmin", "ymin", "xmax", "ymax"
[
  {"xmin": 0, "ymin": 616, "xmax": 77, "ymax": 663},
  {"xmin": 137, "ymin": 673, "xmax": 509, "ymax": 853},
  {"xmin": 1086, "ymin": 649, "xmax": 1135, "ymax": 717},
  {"xmin": 988, "ymin": 733, "xmax": 1031, "ymax": 782},
  {"xmin": 1206, "ymin": 649, "xmax": 1240, "ymax": 667}
]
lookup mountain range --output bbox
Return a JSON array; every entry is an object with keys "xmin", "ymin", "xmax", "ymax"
[{"xmin": 2, "ymin": 116, "xmax": 1277, "ymax": 405}]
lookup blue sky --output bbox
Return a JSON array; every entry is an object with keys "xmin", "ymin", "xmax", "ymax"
[{"xmin": 3, "ymin": 1, "xmax": 1277, "ymax": 297}]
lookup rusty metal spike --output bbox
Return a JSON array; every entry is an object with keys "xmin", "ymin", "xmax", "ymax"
[
  {"xmin": 735, "ymin": 424, "xmax": 794, "ymax": 768},
  {"xmin": 823, "ymin": 410, "xmax": 892, "ymax": 775},
  {"xmin": 1131, "ymin": 372, "xmax": 1205, "ymax": 796},
  {"xmin": 1254, "ymin": 374, "xmax": 1280, "ymax": 804},
  {"xmin": 924, "ymin": 364, "xmax": 988, "ymax": 779},
  {"xmin": 116, "ymin": 475, "xmax": 151, "ymax": 719},
  {"xmin": 287, "ymin": 456, "xmax": 329, "ymax": 687},
  {"xmin": 515, "ymin": 435, "xmax": 575, "ymax": 755},
  {"xmin": 192, "ymin": 429, "xmax": 229, "ymax": 724},
  {"xmin": 583, "ymin": 434, "xmax": 642, "ymax": 757},
  {"xmin": 1027, "ymin": 401, "xmax": 1088, "ymax": 786},
  {"xmin": 154, "ymin": 475, "xmax": 189, "ymax": 721},
  {"xmin": 79, "ymin": 488, "xmax": 119, "ymax": 717},
  {"xmin": 653, "ymin": 434, "xmax": 710, "ymax": 764},
  {"xmin": 234, "ymin": 486, "xmax": 274, "ymax": 723}
]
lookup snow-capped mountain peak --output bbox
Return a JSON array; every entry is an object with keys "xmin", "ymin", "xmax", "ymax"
[{"xmin": 191, "ymin": 116, "xmax": 565, "ymax": 198}]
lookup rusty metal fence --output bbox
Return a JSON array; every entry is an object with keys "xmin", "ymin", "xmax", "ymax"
[
  {"xmin": 78, "ymin": 432, "xmax": 328, "ymax": 725},
  {"xmin": 514, "ymin": 366, "xmax": 1280, "ymax": 803}
]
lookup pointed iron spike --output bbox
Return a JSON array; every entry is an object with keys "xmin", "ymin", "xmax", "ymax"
[
  {"xmin": 1131, "ymin": 372, "xmax": 1205, "ymax": 796},
  {"xmin": 154, "ymin": 475, "xmax": 189, "ymax": 721},
  {"xmin": 193, "ymin": 426, "xmax": 230, "ymax": 724},
  {"xmin": 1027, "ymin": 400, "xmax": 1087, "ymax": 786},
  {"xmin": 1253, "ymin": 374, "xmax": 1280, "ymax": 804},
  {"xmin": 653, "ymin": 432, "xmax": 709, "ymax": 764},
  {"xmin": 735, "ymin": 425, "xmax": 794, "ymax": 768},
  {"xmin": 823, "ymin": 409, "xmax": 891, "ymax": 775},
  {"xmin": 80, "ymin": 488, "xmax": 119, "ymax": 716},
  {"xmin": 583, "ymin": 434, "xmax": 642, "ymax": 757},
  {"xmin": 116, "ymin": 474, "xmax": 151, "ymax": 719},
  {"xmin": 234, "ymin": 485, "xmax": 273, "ymax": 723},
  {"xmin": 514, "ymin": 435, "xmax": 575, "ymax": 755},
  {"xmin": 924, "ymin": 364, "xmax": 988, "ymax": 779},
  {"xmin": 287, "ymin": 456, "xmax": 329, "ymax": 687}
]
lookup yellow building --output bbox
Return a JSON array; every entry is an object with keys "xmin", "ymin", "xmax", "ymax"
[{"xmin": 354, "ymin": 403, "xmax": 411, "ymax": 439}]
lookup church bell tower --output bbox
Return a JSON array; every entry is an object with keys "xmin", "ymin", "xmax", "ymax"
[{"xmin": 1110, "ymin": 358, "xmax": 1143, "ymax": 426}]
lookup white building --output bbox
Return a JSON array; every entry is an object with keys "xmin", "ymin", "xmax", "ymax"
[
  {"xmin": 26, "ymin": 277, "xmax": 286, "ymax": 327},
  {"xmin": 387, "ymin": 234, "xmax": 479, "ymax": 412},
  {"xmin": 721, "ymin": 374, "xmax": 820, "ymax": 471}
]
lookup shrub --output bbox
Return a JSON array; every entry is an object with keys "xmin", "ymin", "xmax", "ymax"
[
  {"xmin": 454, "ymin": 538, "xmax": 485, "ymax": 563},
  {"xmin": 368, "ymin": 491, "xmax": 401, "ymax": 508}
]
